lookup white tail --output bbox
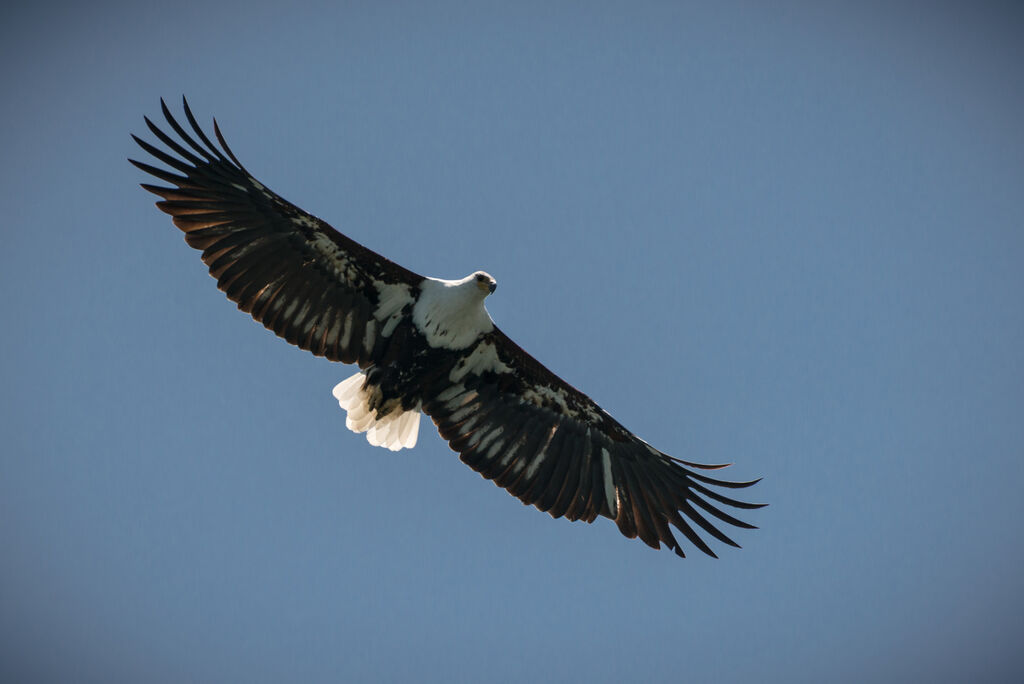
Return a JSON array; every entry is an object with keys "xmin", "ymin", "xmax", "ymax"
[{"xmin": 332, "ymin": 372, "xmax": 421, "ymax": 451}]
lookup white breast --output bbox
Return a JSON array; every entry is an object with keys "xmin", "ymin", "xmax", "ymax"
[{"xmin": 412, "ymin": 276, "xmax": 494, "ymax": 350}]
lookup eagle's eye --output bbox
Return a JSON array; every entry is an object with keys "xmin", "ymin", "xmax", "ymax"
[{"xmin": 473, "ymin": 272, "xmax": 496, "ymax": 294}]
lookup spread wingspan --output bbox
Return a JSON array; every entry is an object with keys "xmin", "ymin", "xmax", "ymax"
[{"xmin": 133, "ymin": 98, "xmax": 764, "ymax": 559}]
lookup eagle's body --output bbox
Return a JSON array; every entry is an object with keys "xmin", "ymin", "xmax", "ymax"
[
  {"xmin": 335, "ymin": 272, "xmax": 502, "ymax": 451},
  {"xmin": 131, "ymin": 98, "xmax": 763, "ymax": 558}
]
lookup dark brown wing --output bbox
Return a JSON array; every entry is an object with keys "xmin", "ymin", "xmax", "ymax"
[
  {"xmin": 424, "ymin": 328, "xmax": 764, "ymax": 558},
  {"xmin": 130, "ymin": 97, "xmax": 423, "ymax": 366}
]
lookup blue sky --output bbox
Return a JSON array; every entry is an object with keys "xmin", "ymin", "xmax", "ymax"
[{"xmin": 2, "ymin": 1, "xmax": 1023, "ymax": 681}]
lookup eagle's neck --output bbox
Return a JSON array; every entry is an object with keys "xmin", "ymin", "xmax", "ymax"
[{"xmin": 412, "ymin": 275, "xmax": 494, "ymax": 350}]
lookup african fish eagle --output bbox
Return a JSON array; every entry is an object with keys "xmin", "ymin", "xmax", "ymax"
[{"xmin": 131, "ymin": 98, "xmax": 764, "ymax": 558}]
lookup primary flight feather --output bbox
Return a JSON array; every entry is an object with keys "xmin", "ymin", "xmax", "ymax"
[{"xmin": 131, "ymin": 97, "xmax": 764, "ymax": 558}]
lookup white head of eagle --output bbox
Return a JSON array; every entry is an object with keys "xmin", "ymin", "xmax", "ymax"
[
  {"xmin": 131, "ymin": 97, "xmax": 764, "ymax": 559},
  {"xmin": 413, "ymin": 271, "xmax": 498, "ymax": 350}
]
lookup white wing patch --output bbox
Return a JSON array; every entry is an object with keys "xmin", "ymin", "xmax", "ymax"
[
  {"xmin": 525, "ymin": 425, "xmax": 558, "ymax": 479},
  {"xmin": 303, "ymin": 225, "xmax": 362, "ymax": 285},
  {"xmin": 362, "ymin": 319, "xmax": 377, "ymax": 354},
  {"xmin": 449, "ymin": 341, "xmax": 513, "ymax": 383},
  {"xmin": 521, "ymin": 384, "xmax": 570, "ymax": 413},
  {"xmin": 520, "ymin": 382, "xmax": 604, "ymax": 424},
  {"xmin": 600, "ymin": 447, "xmax": 617, "ymax": 518},
  {"xmin": 373, "ymin": 281, "xmax": 414, "ymax": 337}
]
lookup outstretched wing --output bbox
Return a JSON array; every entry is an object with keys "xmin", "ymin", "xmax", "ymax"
[
  {"xmin": 424, "ymin": 329, "xmax": 764, "ymax": 558},
  {"xmin": 130, "ymin": 97, "xmax": 423, "ymax": 366}
]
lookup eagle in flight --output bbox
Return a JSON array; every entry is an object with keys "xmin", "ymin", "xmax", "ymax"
[{"xmin": 131, "ymin": 98, "xmax": 763, "ymax": 558}]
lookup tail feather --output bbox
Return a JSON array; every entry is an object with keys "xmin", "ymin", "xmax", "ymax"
[{"xmin": 332, "ymin": 372, "xmax": 421, "ymax": 451}]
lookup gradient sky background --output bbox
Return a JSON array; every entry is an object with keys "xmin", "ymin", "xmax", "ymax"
[{"xmin": 2, "ymin": 1, "xmax": 1023, "ymax": 682}]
